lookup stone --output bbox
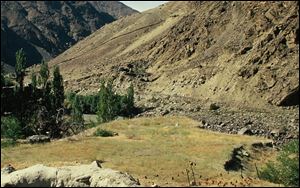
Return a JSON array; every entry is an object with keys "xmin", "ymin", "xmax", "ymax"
[
  {"xmin": 209, "ymin": 103, "xmax": 220, "ymax": 110},
  {"xmin": 161, "ymin": 110, "xmax": 169, "ymax": 116},
  {"xmin": 251, "ymin": 142, "xmax": 264, "ymax": 148},
  {"xmin": 1, "ymin": 161, "xmax": 139, "ymax": 187},
  {"xmin": 270, "ymin": 129, "xmax": 282, "ymax": 137},
  {"xmin": 1, "ymin": 164, "xmax": 15, "ymax": 175},
  {"xmin": 113, "ymin": 132, "xmax": 119, "ymax": 136},
  {"xmin": 264, "ymin": 142, "xmax": 274, "ymax": 147},
  {"xmin": 238, "ymin": 128, "xmax": 253, "ymax": 135},
  {"xmin": 27, "ymin": 135, "xmax": 50, "ymax": 144}
]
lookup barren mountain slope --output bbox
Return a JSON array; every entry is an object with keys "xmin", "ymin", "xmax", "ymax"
[
  {"xmin": 88, "ymin": 1, "xmax": 139, "ymax": 19},
  {"xmin": 47, "ymin": 1, "xmax": 299, "ymax": 109},
  {"xmin": 1, "ymin": 1, "xmax": 137, "ymax": 67}
]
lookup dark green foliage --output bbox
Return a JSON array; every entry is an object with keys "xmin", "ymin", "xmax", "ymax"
[
  {"xmin": 97, "ymin": 80, "xmax": 115, "ymax": 122},
  {"xmin": 94, "ymin": 128, "xmax": 114, "ymax": 137},
  {"xmin": 43, "ymin": 82, "xmax": 54, "ymax": 112},
  {"xmin": 259, "ymin": 140, "xmax": 299, "ymax": 187},
  {"xmin": 15, "ymin": 49, "xmax": 26, "ymax": 91},
  {"xmin": 31, "ymin": 72, "xmax": 37, "ymax": 91},
  {"xmin": 1, "ymin": 64, "xmax": 4, "ymax": 114},
  {"xmin": 97, "ymin": 80, "xmax": 135, "ymax": 123},
  {"xmin": 71, "ymin": 95, "xmax": 84, "ymax": 124},
  {"xmin": 1, "ymin": 63, "xmax": 4, "ymax": 89},
  {"xmin": 86, "ymin": 120, "xmax": 97, "ymax": 129},
  {"xmin": 1, "ymin": 116, "xmax": 22, "ymax": 140},
  {"xmin": 52, "ymin": 66, "xmax": 64, "ymax": 111},
  {"xmin": 1, "ymin": 51, "xmax": 73, "ymax": 139},
  {"xmin": 1, "ymin": 139, "xmax": 17, "ymax": 148},
  {"xmin": 68, "ymin": 94, "xmax": 99, "ymax": 114},
  {"xmin": 39, "ymin": 60, "xmax": 49, "ymax": 90}
]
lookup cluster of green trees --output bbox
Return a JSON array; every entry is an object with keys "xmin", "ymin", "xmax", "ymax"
[
  {"xmin": 66, "ymin": 93, "xmax": 99, "ymax": 114},
  {"xmin": 1, "ymin": 48, "xmax": 136, "ymax": 141},
  {"xmin": 1, "ymin": 49, "xmax": 65, "ymax": 139},
  {"xmin": 97, "ymin": 80, "xmax": 134, "ymax": 123},
  {"xmin": 66, "ymin": 80, "xmax": 135, "ymax": 123}
]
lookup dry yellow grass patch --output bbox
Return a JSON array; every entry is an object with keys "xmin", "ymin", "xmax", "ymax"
[{"xmin": 1, "ymin": 116, "xmax": 278, "ymax": 186}]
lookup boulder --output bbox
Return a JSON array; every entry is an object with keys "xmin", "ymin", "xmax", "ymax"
[
  {"xmin": 1, "ymin": 164, "xmax": 15, "ymax": 175},
  {"xmin": 209, "ymin": 103, "xmax": 220, "ymax": 110},
  {"xmin": 270, "ymin": 129, "xmax": 285, "ymax": 137},
  {"xmin": 196, "ymin": 120, "xmax": 206, "ymax": 128},
  {"xmin": 27, "ymin": 135, "xmax": 50, "ymax": 144},
  {"xmin": 251, "ymin": 142, "xmax": 264, "ymax": 148},
  {"xmin": 1, "ymin": 161, "xmax": 140, "ymax": 187},
  {"xmin": 237, "ymin": 128, "xmax": 253, "ymax": 135}
]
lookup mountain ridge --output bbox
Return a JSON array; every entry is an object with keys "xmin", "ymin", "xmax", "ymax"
[{"xmin": 1, "ymin": 1, "xmax": 138, "ymax": 67}]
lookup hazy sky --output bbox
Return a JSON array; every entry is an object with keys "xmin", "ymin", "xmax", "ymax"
[{"xmin": 120, "ymin": 1, "xmax": 168, "ymax": 12}]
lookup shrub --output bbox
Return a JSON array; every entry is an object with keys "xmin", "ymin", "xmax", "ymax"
[
  {"xmin": 86, "ymin": 120, "xmax": 97, "ymax": 129},
  {"xmin": 94, "ymin": 128, "xmax": 114, "ymax": 137},
  {"xmin": 1, "ymin": 116, "xmax": 23, "ymax": 140},
  {"xmin": 209, "ymin": 103, "xmax": 220, "ymax": 110},
  {"xmin": 259, "ymin": 140, "xmax": 299, "ymax": 187},
  {"xmin": 1, "ymin": 139, "xmax": 17, "ymax": 148}
]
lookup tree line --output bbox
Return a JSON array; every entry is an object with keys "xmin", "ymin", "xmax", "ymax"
[{"xmin": 1, "ymin": 49, "xmax": 136, "ymax": 141}]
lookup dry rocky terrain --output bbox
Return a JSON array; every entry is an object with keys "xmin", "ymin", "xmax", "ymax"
[
  {"xmin": 2, "ymin": 1, "xmax": 299, "ymax": 187},
  {"xmin": 45, "ymin": 1, "xmax": 298, "ymax": 108},
  {"xmin": 37, "ymin": 1, "xmax": 299, "ymax": 145}
]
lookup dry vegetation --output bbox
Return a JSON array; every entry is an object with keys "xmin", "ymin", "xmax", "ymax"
[{"xmin": 1, "ymin": 116, "xmax": 279, "ymax": 186}]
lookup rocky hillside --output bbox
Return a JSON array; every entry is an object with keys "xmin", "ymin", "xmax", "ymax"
[
  {"xmin": 88, "ymin": 1, "xmax": 138, "ymax": 19},
  {"xmin": 46, "ymin": 1, "xmax": 298, "ymax": 110},
  {"xmin": 1, "ymin": 1, "xmax": 138, "ymax": 67}
]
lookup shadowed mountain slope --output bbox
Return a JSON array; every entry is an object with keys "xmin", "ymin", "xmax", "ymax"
[{"xmin": 1, "ymin": 1, "xmax": 138, "ymax": 67}]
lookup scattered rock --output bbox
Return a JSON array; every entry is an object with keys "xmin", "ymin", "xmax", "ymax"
[
  {"xmin": 27, "ymin": 135, "xmax": 50, "ymax": 144},
  {"xmin": 1, "ymin": 164, "xmax": 15, "ymax": 175},
  {"xmin": 237, "ymin": 128, "xmax": 253, "ymax": 135}
]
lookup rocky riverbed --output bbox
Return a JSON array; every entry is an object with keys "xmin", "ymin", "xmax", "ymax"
[{"xmin": 136, "ymin": 94, "xmax": 299, "ymax": 147}]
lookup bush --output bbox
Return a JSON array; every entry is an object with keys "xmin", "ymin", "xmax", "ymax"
[
  {"xmin": 94, "ymin": 128, "xmax": 114, "ymax": 137},
  {"xmin": 1, "ymin": 139, "xmax": 17, "ymax": 148},
  {"xmin": 259, "ymin": 140, "xmax": 299, "ymax": 187},
  {"xmin": 1, "ymin": 116, "xmax": 23, "ymax": 140},
  {"xmin": 209, "ymin": 103, "xmax": 220, "ymax": 110},
  {"xmin": 86, "ymin": 120, "xmax": 97, "ymax": 129}
]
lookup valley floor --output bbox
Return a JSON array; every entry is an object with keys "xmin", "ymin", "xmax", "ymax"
[{"xmin": 1, "ymin": 116, "xmax": 282, "ymax": 187}]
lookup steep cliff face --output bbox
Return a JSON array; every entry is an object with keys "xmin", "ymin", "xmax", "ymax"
[
  {"xmin": 43, "ymin": 1, "xmax": 298, "ymax": 109},
  {"xmin": 1, "ymin": 1, "xmax": 137, "ymax": 67}
]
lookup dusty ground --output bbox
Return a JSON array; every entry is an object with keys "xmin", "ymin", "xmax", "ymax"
[{"xmin": 1, "ymin": 116, "xmax": 281, "ymax": 187}]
